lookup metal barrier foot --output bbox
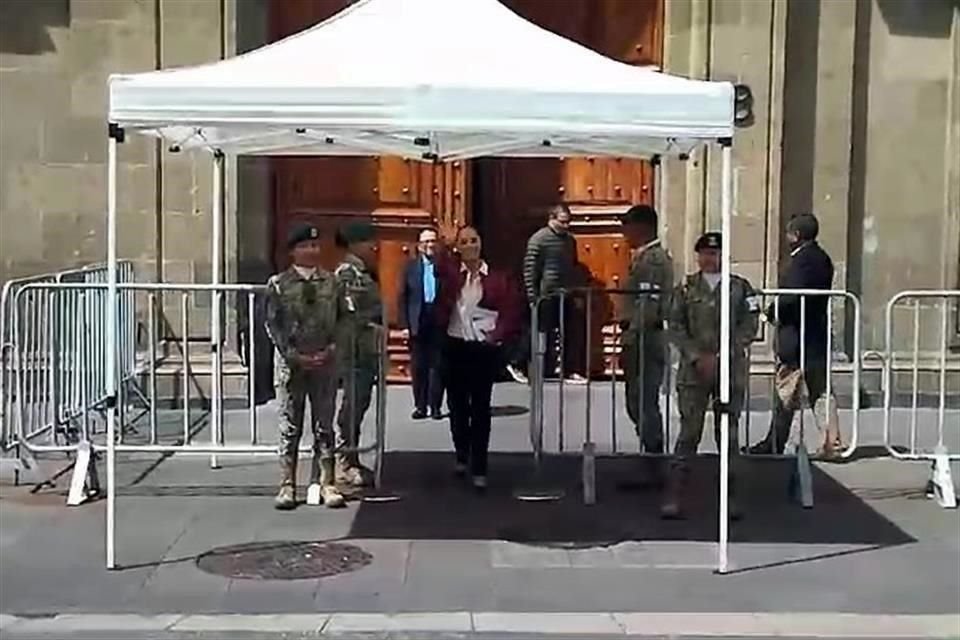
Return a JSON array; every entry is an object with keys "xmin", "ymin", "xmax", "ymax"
[
  {"xmin": 66, "ymin": 441, "xmax": 100, "ymax": 506},
  {"xmin": 306, "ymin": 483, "xmax": 323, "ymax": 506},
  {"xmin": 788, "ymin": 446, "xmax": 814, "ymax": 509},
  {"xmin": 927, "ymin": 446, "xmax": 957, "ymax": 509},
  {"xmin": 582, "ymin": 442, "xmax": 597, "ymax": 505}
]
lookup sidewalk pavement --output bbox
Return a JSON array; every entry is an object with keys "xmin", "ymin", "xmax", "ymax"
[{"xmin": 1, "ymin": 385, "xmax": 958, "ymax": 638}]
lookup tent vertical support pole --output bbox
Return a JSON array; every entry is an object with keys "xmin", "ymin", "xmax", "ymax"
[
  {"xmin": 105, "ymin": 125, "xmax": 122, "ymax": 570},
  {"xmin": 210, "ymin": 150, "xmax": 224, "ymax": 469},
  {"xmin": 716, "ymin": 138, "xmax": 734, "ymax": 575}
]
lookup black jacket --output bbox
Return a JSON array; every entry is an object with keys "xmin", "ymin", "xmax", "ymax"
[
  {"xmin": 398, "ymin": 255, "xmax": 438, "ymax": 337},
  {"xmin": 522, "ymin": 226, "xmax": 577, "ymax": 303},
  {"xmin": 771, "ymin": 241, "xmax": 834, "ymax": 367}
]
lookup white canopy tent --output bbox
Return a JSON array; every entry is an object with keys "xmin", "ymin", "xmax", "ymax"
[{"xmin": 104, "ymin": 0, "xmax": 738, "ymax": 571}]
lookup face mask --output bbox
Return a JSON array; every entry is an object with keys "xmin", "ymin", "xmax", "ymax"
[{"xmin": 703, "ymin": 273, "xmax": 721, "ymax": 290}]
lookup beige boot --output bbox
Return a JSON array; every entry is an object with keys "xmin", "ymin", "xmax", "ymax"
[
  {"xmin": 336, "ymin": 454, "xmax": 371, "ymax": 488},
  {"xmin": 659, "ymin": 467, "xmax": 686, "ymax": 520},
  {"xmin": 320, "ymin": 457, "xmax": 346, "ymax": 509},
  {"xmin": 274, "ymin": 455, "xmax": 297, "ymax": 510}
]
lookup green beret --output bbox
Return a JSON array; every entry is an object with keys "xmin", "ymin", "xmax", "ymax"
[
  {"xmin": 694, "ymin": 232, "xmax": 722, "ymax": 252},
  {"xmin": 623, "ymin": 204, "xmax": 658, "ymax": 228},
  {"xmin": 337, "ymin": 221, "xmax": 376, "ymax": 246},
  {"xmin": 287, "ymin": 222, "xmax": 319, "ymax": 249}
]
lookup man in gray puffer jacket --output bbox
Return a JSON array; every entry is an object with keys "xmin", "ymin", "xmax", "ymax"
[{"xmin": 523, "ymin": 204, "xmax": 584, "ymax": 381}]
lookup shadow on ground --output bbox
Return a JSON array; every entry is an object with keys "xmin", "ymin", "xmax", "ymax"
[{"xmin": 347, "ymin": 452, "xmax": 916, "ymax": 547}]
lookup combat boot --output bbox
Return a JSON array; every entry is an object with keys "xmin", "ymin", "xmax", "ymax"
[
  {"xmin": 274, "ymin": 455, "xmax": 297, "ymax": 510},
  {"xmin": 336, "ymin": 453, "xmax": 372, "ymax": 488},
  {"xmin": 659, "ymin": 466, "xmax": 687, "ymax": 520},
  {"xmin": 320, "ymin": 457, "xmax": 346, "ymax": 508}
]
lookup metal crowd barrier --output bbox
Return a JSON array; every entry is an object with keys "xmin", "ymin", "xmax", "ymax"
[
  {"xmin": 528, "ymin": 286, "xmax": 671, "ymax": 505},
  {"xmin": 528, "ymin": 286, "xmax": 863, "ymax": 507},
  {"xmin": 1, "ymin": 262, "xmax": 137, "ymax": 466},
  {"xmin": 881, "ymin": 290, "xmax": 959, "ymax": 509},
  {"xmin": 7, "ymin": 281, "xmax": 389, "ymax": 516},
  {"xmin": 743, "ymin": 289, "xmax": 863, "ymax": 508}
]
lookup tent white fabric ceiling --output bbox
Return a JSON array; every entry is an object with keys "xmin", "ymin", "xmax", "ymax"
[{"xmin": 108, "ymin": 0, "xmax": 734, "ymax": 160}]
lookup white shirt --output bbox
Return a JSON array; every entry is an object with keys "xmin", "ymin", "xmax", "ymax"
[
  {"xmin": 447, "ymin": 261, "xmax": 494, "ymax": 342},
  {"xmin": 292, "ymin": 265, "xmax": 318, "ymax": 280}
]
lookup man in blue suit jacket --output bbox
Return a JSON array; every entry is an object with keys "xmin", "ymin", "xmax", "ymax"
[{"xmin": 399, "ymin": 228, "xmax": 446, "ymax": 420}]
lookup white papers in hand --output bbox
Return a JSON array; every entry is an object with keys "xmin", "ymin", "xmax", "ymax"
[{"xmin": 472, "ymin": 307, "xmax": 499, "ymax": 338}]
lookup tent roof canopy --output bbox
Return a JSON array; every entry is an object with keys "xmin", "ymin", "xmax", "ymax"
[{"xmin": 108, "ymin": 0, "xmax": 734, "ymax": 160}]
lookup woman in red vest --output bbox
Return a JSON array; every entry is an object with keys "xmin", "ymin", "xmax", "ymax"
[{"xmin": 433, "ymin": 226, "xmax": 523, "ymax": 492}]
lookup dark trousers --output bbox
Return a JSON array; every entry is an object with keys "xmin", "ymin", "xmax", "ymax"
[
  {"xmin": 444, "ymin": 337, "xmax": 499, "ymax": 477},
  {"xmin": 410, "ymin": 306, "xmax": 445, "ymax": 413},
  {"xmin": 540, "ymin": 296, "xmax": 578, "ymax": 377},
  {"xmin": 766, "ymin": 361, "xmax": 828, "ymax": 454}
]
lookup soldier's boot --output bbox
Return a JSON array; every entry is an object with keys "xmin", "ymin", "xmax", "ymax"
[
  {"xmin": 336, "ymin": 453, "xmax": 372, "ymax": 488},
  {"xmin": 319, "ymin": 457, "xmax": 346, "ymax": 509},
  {"xmin": 274, "ymin": 456, "xmax": 297, "ymax": 511},
  {"xmin": 659, "ymin": 466, "xmax": 687, "ymax": 520}
]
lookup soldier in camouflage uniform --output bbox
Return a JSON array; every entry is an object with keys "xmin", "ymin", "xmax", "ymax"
[
  {"xmin": 334, "ymin": 222, "xmax": 383, "ymax": 488},
  {"xmin": 662, "ymin": 232, "xmax": 760, "ymax": 519},
  {"xmin": 621, "ymin": 205, "xmax": 674, "ymax": 484},
  {"xmin": 265, "ymin": 222, "xmax": 346, "ymax": 510}
]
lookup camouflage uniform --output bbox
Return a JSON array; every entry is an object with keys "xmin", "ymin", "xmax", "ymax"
[
  {"xmin": 265, "ymin": 265, "xmax": 346, "ymax": 509},
  {"xmin": 664, "ymin": 263, "xmax": 759, "ymax": 517},
  {"xmin": 622, "ymin": 238, "xmax": 674, "ymax": 455},
  {"xmin": 334, "ymin": 251, "xmax": 383, "ymax": 485}
]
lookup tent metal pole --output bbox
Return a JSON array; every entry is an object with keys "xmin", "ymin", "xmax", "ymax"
[
  {"xmin": 105, "ymin": 132, "xmax": 119, "ymax": 570},
  {"xmin": 717, "ymin": 141, "xmax": 733, "ymax": 574},
  {"xmin": 210, "ymin": 150, "xmax": 224, "ymax": 469}
]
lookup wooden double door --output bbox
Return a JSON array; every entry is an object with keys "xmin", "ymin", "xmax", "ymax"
[{"xmin": 269, "ymin": 0, "xmax": 664, "ymax": 380}]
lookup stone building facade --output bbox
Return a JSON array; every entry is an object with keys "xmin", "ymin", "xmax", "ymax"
[{"xmin": 1, "ymin": 0, "xmax": 958, "ymax": 357}]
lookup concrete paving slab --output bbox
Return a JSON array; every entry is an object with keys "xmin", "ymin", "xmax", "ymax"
[
  {"xmin": 325, "ymin": 612, "xmax": 472, "ymax": 632},
  {"xmin": 0, "ymin": 613, "xmax": 20, "ymax": 630},
  {"xmin": 491, "ymin": 541, "xmax": 572, "ymax": 568},
  {"xmin": 473, "ymin": 612, "xmax": 623, "ymax": 634},
  {"xmin": 11, "ymin": 614, "xmax": 181, "ymax": 632},
  {"xmin": 172, "ymin": 613, "xmax": 328, "ymax": 632},
  {"xmin": 612, "ymin": 612, "xmax": 960, "ymax": 638}
]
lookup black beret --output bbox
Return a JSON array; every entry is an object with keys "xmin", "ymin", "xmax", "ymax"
[
  {"xmin": 338, "ymin": 221, "xmax": 376, "ymax": 246},
  {"xmin": 623, "ymin": 204, "xmax": 658, "ymax": 228},
  {"xmin": 786, "ymin": 213, "xmax": 819, "ymax": 241},
  {"xmin": 287, "ymin": 222, "xmax": 319, "ymax": 249},
  {"xmin": 694, "ymin": 232, "xmax": 722, "ymax": 252}
]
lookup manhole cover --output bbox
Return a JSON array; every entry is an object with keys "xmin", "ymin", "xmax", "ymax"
[{"xmin": 196, "ymin": 541, "xmax": 372, "ymax": 580}]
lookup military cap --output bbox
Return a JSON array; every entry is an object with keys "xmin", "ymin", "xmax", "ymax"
[
  {"xmin": 337, "ymin": 221, "xmax": 376, "ymax": 246},
  {"xmin": 287, "ymin": 222, "xmax": 320, "ymax": 249},
  {"xmin": 694, "ymin": 232, "xmax": 722, "ymax": 252},
  {"xmin": 786, "ymin": 213, "xmax": 819, "ymax": 241},
  {"xmin": 623, "ymin": 204, "xmax": 658, "ymax": 228}
]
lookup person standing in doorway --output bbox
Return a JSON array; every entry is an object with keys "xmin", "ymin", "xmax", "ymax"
[
  {"xmin": 265, "ymin": 222, "xmax": 346, "ymax": 510},
  {"xmin": 621, "ymin": 204, "xmax": 674, "ymax": 484},
  {"xmin": 663, "ymin": 232, "xmax": 760, "ymax": 519},
  {"xmin": 399, "ymin": 227, "xmax": 446, "ymax": 420},
  {"xmin": 522, "ymin": 203, "xmax": 585, "ymax": 383},
  {"xmin": 748, "ymin": 213, "xmax": 843, "ymax": 457},
  {"xmin": 334, "ymin": 221, "xmax": 383, "ymax": 489},
  {"xmin": 435, "ymin": 226, "xmax": 522, "ymax": 492}
]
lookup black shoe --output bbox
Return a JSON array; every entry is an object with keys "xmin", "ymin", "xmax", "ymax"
[
  {"xmin": 412, "ymin": 409, "xmax": 427, "ymax": 420},
  {"xmin": 747, "ymin": 440, "xmax": 774, "ymax": 455},
  {"xmin": 430, "ymin": 408, "xmax": 444, "ymax": 420}
]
